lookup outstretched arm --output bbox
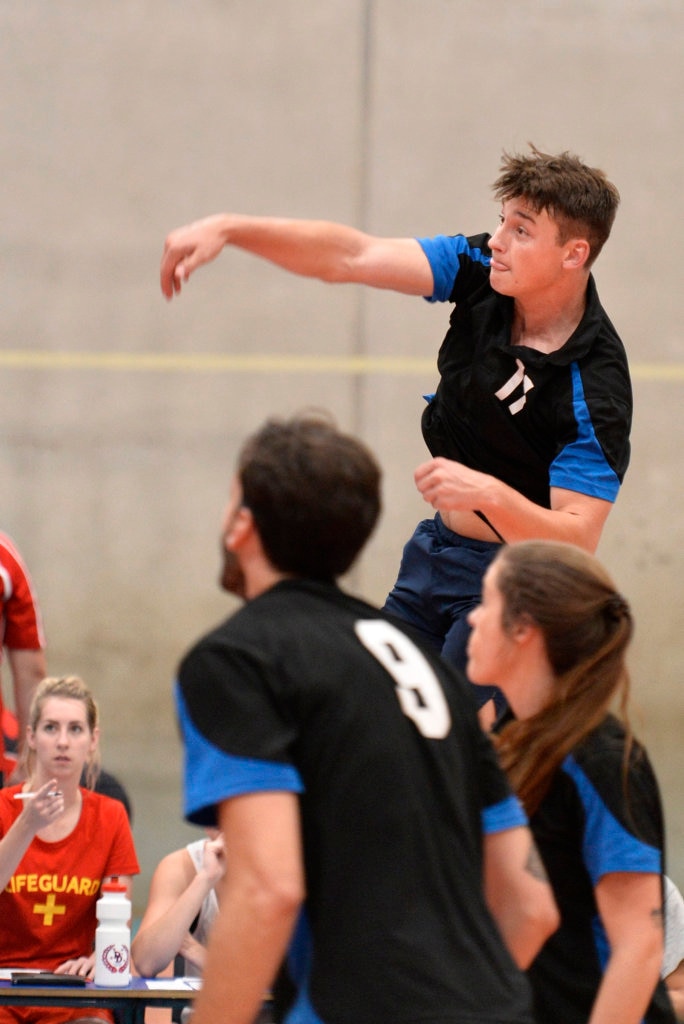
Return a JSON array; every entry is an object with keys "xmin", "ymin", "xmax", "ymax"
[
  {"xmin": 160, "ymin": 214, "xmax": 433, "ymax": 299},
  {"xmin": 483, "ymin": 825, "xmax": 559, "ymax": 969}
]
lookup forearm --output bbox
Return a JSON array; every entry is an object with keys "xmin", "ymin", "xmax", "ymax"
[
  {"xmin": 665, "ymin": 963, "xmax": 684, "ymax": 1021},
  {"xmin": 669, "ymin": 986, "xmax": 684, "ymax": 1022},
  {"xmin": 488, "ymin": 884, "xmax": 558, "ymax": 969},
  {"xmin": 191, "ymin": 889, "xmax": 299, "ymax": 1024},
  {"xmin": 422, "ymin": 458, "xmax": 612, "ymax": 552},
  {"xmin": 213, "ymin": 214, "xmax": 375, "ymax": 283},
  {"xmin": 476, "ymin": 479, "xmax": 608, "ymax": 551},
  {"xmin": 484, "ymin": 829, "xmax": 559, "ymax": 969},
  {"xmin": 588, "ymin": 943, "xmax": 662, "ymax": 1024},
  {"xmin": 0, "ymin": 816, "xmax": 38, "ymax": 891},
  {"xmin": 132, "ymin": 874, "xmax": 215, "ymax": 977},
  {"xmin": 161, "ymin": 213, "xmax": 432, "ymax": 298},
  {"xmin": 9, "ymin": 649, "xmax": 47, "ymax": 755},
  {"xmin": 178, "ymin": 933, "xmax": 207, "ymax": 974}
]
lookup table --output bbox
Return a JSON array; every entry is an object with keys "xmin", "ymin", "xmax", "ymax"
[{"xmin": 0, "ymin": 976, "xmax": 198, "ymax": 1024}]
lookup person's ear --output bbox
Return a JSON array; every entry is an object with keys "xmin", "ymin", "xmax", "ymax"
[
  {"xmin": 83, "ymin": 727, "xmax": 99, "ymax": 772},
  {"xmin": 224, "ymin": 505, "xmax": 255, "ymax": 551},
  {"xmin": 510, "ymin": 613, "xmax": 537, "ymax": 645},
  {"xmin": 563, "ymin": 238, "xmax": 590, "ymax": 270}
]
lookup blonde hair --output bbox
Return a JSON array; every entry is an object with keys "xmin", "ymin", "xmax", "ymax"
[{"xmin": 23, "ymin": 676, "xmax": 101, "ymax": 790}]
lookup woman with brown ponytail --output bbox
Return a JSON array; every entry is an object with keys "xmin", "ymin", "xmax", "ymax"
[{"xmin": 467, "ymin": 540, "xmax": 675, "ymax": 1024}]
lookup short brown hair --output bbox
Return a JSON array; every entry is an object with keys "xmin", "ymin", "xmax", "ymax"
[
  {"xmin": 238, "ymin": 412, "xmax": 381, "ymax": 580},
  {"xmin": 492, "ymin": 144, "xmax": 620, "ymax": 266}
]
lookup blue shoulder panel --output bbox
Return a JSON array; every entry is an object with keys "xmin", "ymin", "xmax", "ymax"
[
  {"xmin": 482, "ymin": 794, "xmax": 528, "ymax": 835},
  {"xmin": 417, "ymin": 233, "xmax": 490, "ymax": 303},
  {"xmin": 562, "ymin": 755, "xmax": 661, "ymax": 885},
  {"xmin": 549, "ymin": 363, "xmax": 621, "ymax": 501},
  {"xmin": 175, "ymin": 683, "xmax": 304, "ymax": 826}
]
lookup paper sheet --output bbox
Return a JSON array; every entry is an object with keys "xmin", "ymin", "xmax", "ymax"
[{"xmin": 145, "ymin": 978, "xmax": 201, "ymax": 991}]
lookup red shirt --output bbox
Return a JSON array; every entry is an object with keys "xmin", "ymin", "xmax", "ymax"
[
  {"xmin": 0, "ymin": 533, "xmax": 46, "ymax": 771},
  {"xmin": 0, "ymin": 534, "xmax": 45, "ymax": 652},
  {"xmin": 0, "ymin": 787, "xmax": 139, "ymax": 969}
]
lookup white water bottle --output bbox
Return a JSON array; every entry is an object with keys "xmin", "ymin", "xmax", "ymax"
[{"xmin": 94, "ymin": 879, "xmax": 131, "ymax": 987}]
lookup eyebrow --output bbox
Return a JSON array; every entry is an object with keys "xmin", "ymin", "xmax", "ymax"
[
  {"xmin": 511, "ymin": 206, "xmax": 537, "ymax": 224},
  {"xmin": 41, "ymin": 718, "xmax": 86, "ymax": 727}
]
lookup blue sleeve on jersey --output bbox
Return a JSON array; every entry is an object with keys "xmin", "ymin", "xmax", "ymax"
[
  {"xmin": 549, "ymin": 363, "xmax": 621, "ymax": 501},
  {"xmin": 284, "ymin": 911, "xmax": 326, "ymax": 1024},
  {"xmin": 175, "ymin": 683, "xmax": 304, "ymax": 826},
  {"xmin": 563, "ymin": 756, "xmax": 662, "ymax": 885},
  {"xmin": 482, "ymin": 794, "xmax": 528, "ymax": 835},
  {"xmin": 417, "ymin": 234, "xmax": 490, "ymax": 303}
]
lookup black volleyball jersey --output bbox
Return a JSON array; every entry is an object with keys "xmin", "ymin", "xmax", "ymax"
[
  {"xmin": 417, "ymin": 233, "xmax": 632, "ymax": 508},
  {"xmin": 528, "ymin": 715, "xmax": 675, "ymax": 1023},
  {"xmin": 176, "ymin": 579, "xmax": 535, "ymax": 1024}
]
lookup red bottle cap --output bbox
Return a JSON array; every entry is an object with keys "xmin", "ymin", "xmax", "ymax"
[{"xmin": 101, "ymin": 879, "xmax": 127, "ymax": 894}]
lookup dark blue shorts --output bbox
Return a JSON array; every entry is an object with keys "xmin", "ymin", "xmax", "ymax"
[{"xmin": 383, "ymin": 514, "xmax": 503, "ymax": 709}]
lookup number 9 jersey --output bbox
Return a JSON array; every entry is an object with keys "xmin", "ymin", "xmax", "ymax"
[{"xmin": 176, "ymin": 578, "xmax": 533, "ymax": 1024}]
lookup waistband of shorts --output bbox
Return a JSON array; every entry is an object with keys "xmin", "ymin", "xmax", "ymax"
[{"xmin": 433, "ymin": 513, "xmax": 503, "ymax": 552}]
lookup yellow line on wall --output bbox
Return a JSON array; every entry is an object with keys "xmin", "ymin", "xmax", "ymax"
[
  {"xmin": 0, "ymin": 350, "xmax": 430, "ymax": 375},
  {"xmin": 0, "ymin": 350, "xmax": 681, "ymax": 381},
  {"xmin": 630, "ymin": 363, "xmax": 684, "ymax": 381}
]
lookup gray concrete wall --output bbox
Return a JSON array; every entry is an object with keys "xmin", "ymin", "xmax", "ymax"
[{"xmin": 1, "ymin": 0, "xmax": 682, "ymax": 913}]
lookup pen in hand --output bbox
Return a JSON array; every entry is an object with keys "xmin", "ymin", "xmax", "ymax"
[{"xmin": 13, "ymin": 790, "xmax": 61, "ymax": 800}]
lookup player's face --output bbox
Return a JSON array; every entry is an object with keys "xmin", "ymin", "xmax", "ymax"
[
  {"xmin": 466, "ymin": 562, "xmax": 518, "ymax": 689},
  {"xmin": 27, "ymin": 697, "xmax": 98, "ymax": 780},
  {"xmin": 488, "ymin": 199, "xmax": 567, "ymax": 299},
  {"xmin": 219, "ymin": 478, "xmax": 247, "ymax": 598}
]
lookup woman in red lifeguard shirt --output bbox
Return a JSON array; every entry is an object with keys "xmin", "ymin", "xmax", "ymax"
[{"xmin": 0, "ymin": 675, "xmax": 139, "ymax": 1024}]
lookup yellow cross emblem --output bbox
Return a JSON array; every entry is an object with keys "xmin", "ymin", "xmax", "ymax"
[{"xmin": 33, "ymin": 893, "xmax": 67, "ymax": 926}]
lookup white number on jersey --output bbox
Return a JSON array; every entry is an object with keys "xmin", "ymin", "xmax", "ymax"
[{"xmin": 354, "ymin": 619, "xmax": 451, "ymax": 739}]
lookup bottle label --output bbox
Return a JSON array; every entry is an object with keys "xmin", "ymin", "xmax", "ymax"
[{"xmin": 99, "ymin": 943, "xmax": 130, "ymax": 976}]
